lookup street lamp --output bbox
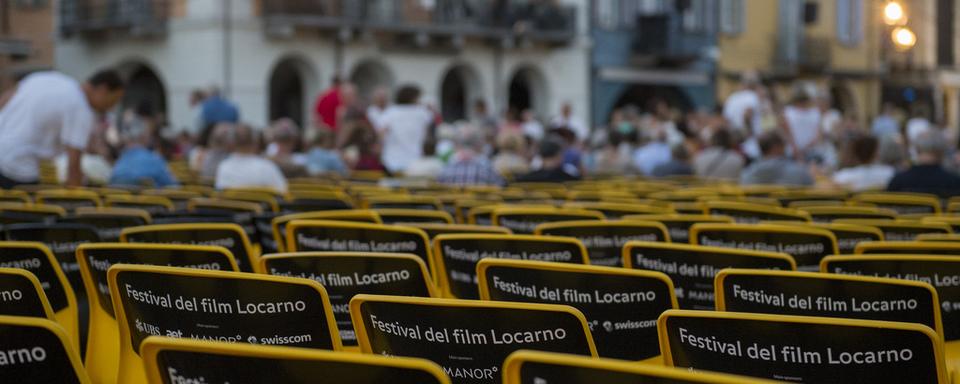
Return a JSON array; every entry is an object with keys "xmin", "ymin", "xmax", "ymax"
[
  {"xmin": 891, "ymin": 26, "xmax": 917, "ymax": 50},
  {"xmin": 883, "ymin": 1, "xmax": 906, "ymax": 25}
]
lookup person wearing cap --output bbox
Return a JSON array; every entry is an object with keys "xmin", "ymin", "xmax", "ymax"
[
  {"xmin": 516, "ymin": 136, "xmax": 580, "ymax": 182},
  {"xmin": 887, "ymin": 130, "xmax": 960, "ymax": 198}
]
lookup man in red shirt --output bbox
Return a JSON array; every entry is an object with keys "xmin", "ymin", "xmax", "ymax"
[{"xmin": 314, "ymin": 75, "xmax": 342, "ymax": 131}]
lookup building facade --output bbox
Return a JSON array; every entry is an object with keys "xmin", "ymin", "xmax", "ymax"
[
  {"xmin": 0, "ymin": 0, "xmax": 56, "ymax": 90},
  {"xmin": 589, "ymin": 0, "xmax": 718, "ymax": 126},
  {"xmin": 717, "ymin": 0, "xmax": 885, "ymax": 126},
  {"xmin": 55, "ymin": 0, "xmax": 590, "ymax": 133}
]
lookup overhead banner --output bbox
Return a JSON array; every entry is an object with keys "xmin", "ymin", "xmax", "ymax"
[
  {"xmin": 351, "ymin": 295, "xmax": 596, "ymax": 384},
  {"xmin": 0, "ymin": 316, "xmax": 87, "ymax": 384},
  {"xmin": 535, "ymin": 221, "xmax": 668, "ymax": 267},
  {"xmin": 659, "ymin": 310, "xmax": 946, "ymax": 383},
  {"xmin": 262, "ymin": 252, "xmax": 435, "ymax": 346},
  {"xmin": 0, "ymin": 268, "xmax": 54, "ymax": 319},
  {"xmin": 502, "ymin": 350, "xmax": 779, "ymax": 384},
  {"xmin": 121, "ymin": 223, "xmax": 256, "ymax": 273},
  {"xmin": 142, "ymin": 337, "xmax": 450, "ymax": 384},
  {"xmin": 623, "ymin": 242, "xmax": 794, "ymax": 310},
  {"xmin": 822, "ymin": 256, "xmax": 960, "ymax": 341},
  {"xmin": 716, "ymin": 270, "xmax": 941, "ymax": 336},
  {"xmin": 433, "ymin": 234, "xmax": 588, "ymax": 299},
  {"xmin": 690, "ymin": 224, "xmax": 836, "ymax": 271},
  {"xmin": 478, "ymin": 259, "xmax": 675, "ymax": 361}
]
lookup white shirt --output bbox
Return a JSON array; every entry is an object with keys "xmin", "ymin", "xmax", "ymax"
[
  {"xmin": 379, "ymin": 104, "xmax": 433, "ymax": 173},
  {"xmin": 723, "ymin": 89, "xmax": 760, "ymax": 133},
  {"xmin": 550, "ymin": 114, "xmax": 589, "ymax": 141},
  {"xmin": 0, "ymin": 72, "xmax": 95, "ymax": 182},
  {"xmin": 784, "ymin": 105, "xmax": 821, "ymax": 151},
  {"xmin": 522, "ymin": 120, "xmax": 544, "ymax": 141},
  {"xmin": 832, "ymin": 164, "xmax": 895, "ymax": 191},
  {"xmin": 215, "ymin": 154, "xmax": 288, "ymax": 193},
  {"xmin": 366, "ymin": 105, "xmax": 387, "ymax": 130},
  {"xmin": 906, "ymin": 117, "xmax": 932, "ymax": 143},
  {"xmin": 632, "ymin": 142, "xmax": 672, "ymax": 176}
]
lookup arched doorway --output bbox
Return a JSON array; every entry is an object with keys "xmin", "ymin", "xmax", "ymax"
[
  {"xmin": 269, "ymin": 56, "xmax": 317, "ymax": 130},
  {"xmin": 120, "ymin": 63, "xmax": 167, "ymax": 122},
  {"xmin": 440, "ymin": 64, "xmax": 481, "ymax": 122},
  {"xmin": 349, "ymin": 60, "xmax": 394, "ymax": 102},
  {"xmin": 507, "ymin": 66, "xmax": 547, "ymax": 117}
]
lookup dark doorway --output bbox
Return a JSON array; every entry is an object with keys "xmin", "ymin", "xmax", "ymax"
[
  {"xmin": 269, "ymin": 59, "xmax": 305, "ymax": 129},
  {"xmin": 441, "ymin": 68, "xmax": 468, "ymax": 122},
  {"xmin": 122, "ymin": 65, "xmax": 167, "ymax": 120}
]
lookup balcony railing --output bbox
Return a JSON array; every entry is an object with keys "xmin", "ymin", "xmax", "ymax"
[
  {"xmin": 262, "ymin": 0, "xmax": 576, "ymax": 45},
  {"xmin": 773, "ymin": 36, "xmax": 832, "ymax": 75},
  {"xmin": 0, "ymin": 38, "xmax": 31, "ymax": 57},
  {"xmin": 60, "ymin": 0, "xmax": 169, "ymax": 37}
]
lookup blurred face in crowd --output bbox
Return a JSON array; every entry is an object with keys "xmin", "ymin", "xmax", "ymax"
[{"xmin": 84, "ymin": 83, "xmax": 124, "ymax": 114}]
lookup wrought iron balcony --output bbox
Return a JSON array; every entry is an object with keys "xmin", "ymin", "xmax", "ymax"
[
  {"xmin": 262, "ymin": 0, "xmax": 576, "ymax": 45},
  {"xmin": 60, "ymin": 0, "xmax": 169, "ymax": 37}
]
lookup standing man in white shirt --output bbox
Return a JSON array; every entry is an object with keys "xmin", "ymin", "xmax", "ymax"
[
  {"xmin": 0, "ymin": 70, "xmax": 125, "ymax": 188},
  {"xmin": 378, "ymin": 85, "xmax": 434, "ymax": 174},
  {"xmin": 550, "ymin": 101, "xmax": 588, "ymax": 142},
  {"xmin": 722, "ymin": 71, "xmax": 762, "ymax": 135}
]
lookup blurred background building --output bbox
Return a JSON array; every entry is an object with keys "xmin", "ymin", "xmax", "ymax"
[{"xmin": 0, "ymin": 0, "xmax": 953, "ymax": 133}]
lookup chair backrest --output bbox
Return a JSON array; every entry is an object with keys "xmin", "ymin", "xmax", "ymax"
[
  {"xmin": 716, "ymin": 269, "xmax": 943, "ymax": 341},
  {"xmin": 395, "ymin": 223, "xmax": 512, "ymax": 239},
  {"xmin": 76, "ymin": 243, "xmax": 238, "ymax": 384},
  {"xmin": 855, "ymin": 241, "xmax": 960, "ymax": 255},
  {"xmin": 121, "ymin": 223, "xmax": 257, "ymax": 272},
  {"xmin": 261, "ymin": 252, "xmax": 436, "ymax": 347},
  {"xmin": 689, "ymin": 223, "xmax": 837, "ymax": 272},
  {"xmin": 477, "ymin": 259, "xmax": 675, "ymax": 361},
  {"xmin": 375, "ymin": 209, "xmax": 454, "ymax": 224},
  {"xmin": 433, "ymin": 234, "xmax": 588, "ymax": 299},
  {"xmin": 0, "ymin": 315, "xmax": 91, "ymax": 383},
  {"xmin": 491, "ymin": 208, "xmax": 604, "ymax": 235},
  {"xmin": 834, "ymin": 219, "xmax": 953, "ymax": 242},
  {"xmin": 622, "ymin": 242, "xmax": 795, "ymax": 310},
  {"xmin": 35, "ymin": 190, "xmax": 102, "ymax": 212},
  {"xmin": 271, "ymin": 210, "xmax": 383, "ymax": 252},
  {"xmin": 502, "ymin": 350, "xmax": 779, "ymax": 384},
  {"xmin": 104, "ymin": 195, "xmax": 174, "ymax": 214},
  {"xmin": 621, "ymin": 214, "xmax": 734, "ymax": 243},
  {"xmin": 141, "ymin": 336, "xmax": 449, "ymax": 384},
  {"xmin": 797, "ymin": 206, "xmax": 897, "ymax": 222},
  {"xmin": 284, "ymin": 219, "xmax": 431, "ymax": 275},
  {"xmin": 0, "ymin": 267, "xmax": 55, "ymax": 320},
  {"xmin": 0, "ymin": 241, "xmax": 78, "ymax": 349},
  {"xmin": 705, "ymin": 201, "xmax": 811, "ymax": 223},
  {"xmin": 3, "ymin": 223, "xmax": 102, "ymax": 295},
  {"xmin": 108, "ymin": 264, "xmax": 341, "ymax": 384},
  {"xmin": 852, "ymin": 192, "xmax": 942, "ymax": 215},
  {"xmin": 535, "ymin": 220, "xmax": 669, "ymax": 267},
  {"xmin": 351, "ymin": 295, "xmax": 596, "ymax": 384},
  {"xmin": 763, "ymin": 222, "xmax": 884, "ymax": 254},
  {"xmin": 64, "ymin": 207, "xmax": 151, "ymax": 241},
  {"xmin": 659, "ymin": 310, "xmax": 947, "ymax": 383},
  {"xmin": 821, "ymin": 255, "xmax": 960, "ymax": 344}
]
